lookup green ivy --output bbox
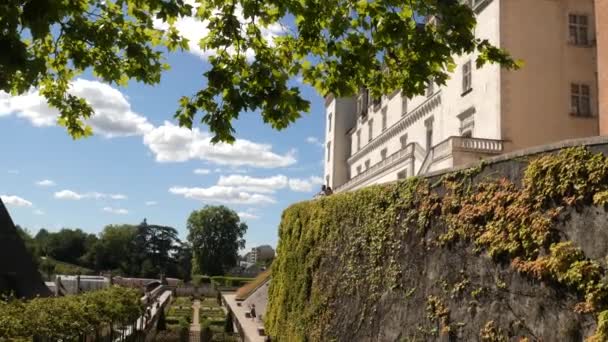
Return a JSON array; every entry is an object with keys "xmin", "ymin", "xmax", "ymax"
[{"xmin": 266, "ymin": 147, "xmax": 608, "ymax": 341}]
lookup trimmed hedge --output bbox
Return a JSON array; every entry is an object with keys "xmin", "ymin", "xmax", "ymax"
[
  {"xmin": 210, "ymin": 276, "xmax": 254, "ymax": 287},
  {"xmin": 0, "ymin": 286, "xmax": 142, "ymax": 339},
  {"xmin": 191, "ymin": 275, "xmax": 211, "ymax": 285}
]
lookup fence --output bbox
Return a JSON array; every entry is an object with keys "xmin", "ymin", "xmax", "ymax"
[{"xmin": 174, "ymin": 284, "xmax": 217, "ymax": 298}]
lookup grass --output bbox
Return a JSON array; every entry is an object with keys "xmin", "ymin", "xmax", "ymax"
[
  {"xmin": 210, "ymin": 276, "xmax": 255, "ymax": 287},
  {"xmin": 235, "ymin": 269, "xmax": 271, "ymax": 301},
  {"xmin": 39, "ymin": 257, "xmax": 95, "ymax": 279}
]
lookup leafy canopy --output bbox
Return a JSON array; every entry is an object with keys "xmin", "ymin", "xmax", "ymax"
[
  {"xmin": 1, "ymin": 0, "xmax": 519, "ymax": 142},
  {"xmin": 187, "ymin": 205, "xmax": 247, "ymax": 276}
]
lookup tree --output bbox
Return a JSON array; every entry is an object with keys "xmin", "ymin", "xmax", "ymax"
[
  {"xmin": 40, "ymin": 228, "xmax": 98, "ymax": 265},
  {"xmin": 88, "ymin": 224, "xmax": 138, "ymax": 272},
  {"xmin": 39, "ymin": 257, "xmax": 56, "ymax": 280},
  {"xmin": 15, "ymin": 225, "xmax": 40, "ymax": 267},
  {"xmin": 1, "ymin": 0, "xmax": 519, "ymax": 142},
  {"xmin": 187, "ymin": 206, "xmax": 247, "ymax": 276},
  {"xmin": 174, "ymin": 242, "xmax": 193, "ymax": 283},
  {"xmin": 131, "ymin": 219, "xmax": 182, "ymax": 278}
]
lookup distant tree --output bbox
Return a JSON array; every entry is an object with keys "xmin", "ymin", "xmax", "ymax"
[
  {"xmin": 39, "ymin": 228, "xmax": 97, "ymax": 265},
  {"xmin": 175, "ymin": 242, "xmax": 193, "ymax": 283},
  {"xmin": 187, "ymin": 206, "xmax": 247, "ymax": 276},
  {"xmin": 39, "ymin": 257, "xmax": 56, "ymax": 280},
  {"xmin": 15, "ymin": 225, "xmax": 40, "ymax": 267},
  {"xmin": 34, "ymin": 228, "xmax": 51, "ymax": 255},
  {"xmin": 131, "ymin": 219, "xmax": 182, "ymax": 278},
  {"xmin": 89, "ymin": 224, "xmax": 138, "ymax": 272}
]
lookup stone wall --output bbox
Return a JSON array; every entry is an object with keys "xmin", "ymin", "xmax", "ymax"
[{"xmin": 266, "ymin": 137, "xmax": 608, "ymax": 341}]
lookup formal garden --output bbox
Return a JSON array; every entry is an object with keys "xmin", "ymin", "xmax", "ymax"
[{"xmin": 154, "ymin": 294, "xmax": 239, "ymax": 342}]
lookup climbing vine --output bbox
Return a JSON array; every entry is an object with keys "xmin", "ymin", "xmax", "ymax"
[
  {"xmin": 0, "ymin": 286, "xmax": 143, "ymax": 340},
  {"xmin": 266, "ymin": 147, "xmax": 608, "ymax": 341}
]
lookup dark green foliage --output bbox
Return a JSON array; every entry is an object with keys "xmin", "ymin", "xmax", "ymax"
[
  {"xmin": 23, "ymin": 221, "xmax": 191, "ymax": 280},
  {"xmin": 157, "ymin": 308, "xmax": 167, "ymax": 331},
  {"xmin": 187, "ymin": 206, "xmax": 247, "ymax": 276},
  {"xmin": 224, "ymin": 311, "xmax": 234, "ymax": 333},
  {"xmin": 192, "ymin": 275, "xmax": 212, "ymax": 285},
  {"xmin": 34, "ymin": 228, "xmax": 98, "ymax": 266},
  {"xmin": 1, "ymin": 0, "xmax": 518, "ymax": 142},
  {"xmin": 88, "ymin": 224, "xmax": 138, "ymax": 272},
  {"xmin": 130, "ymin": 219, "xmax": 182, "ymax": 278},
  {"xmin": 201, "ymin": 321, "xmax": 213, "ymax": 342},
  {"xmin": 210, "ymin": 276, "xmax": 254, "ymax": 288},
  {"xmin": 15, "ymin": 225, "xmax": 40, "ymax": 268}
]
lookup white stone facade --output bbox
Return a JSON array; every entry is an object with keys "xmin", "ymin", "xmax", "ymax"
[{"xmin": 325, "ymin": 0, "xmax": 599, "ymax": 192}]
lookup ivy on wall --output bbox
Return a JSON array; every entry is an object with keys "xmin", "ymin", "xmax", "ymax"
[
  {"xmin": 266, "ymin": 147, "xmax": 608, "ymax": 341},
  {"xmin": 0, "ymin": 286, "xmax": 143, "ymax": 340}
]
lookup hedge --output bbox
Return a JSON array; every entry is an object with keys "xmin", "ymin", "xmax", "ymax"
[
  {"xmin": 210, "ymin": 276, "xmax": 254, "ymax": 287},
  {"xmin": 0, "ymin": 286, "xmax": 143, "ymax": 340}
]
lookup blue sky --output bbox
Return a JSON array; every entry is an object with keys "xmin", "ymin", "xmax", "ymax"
[{"xmin": 0, "ymin": 39, "xmax": 326, "ymax": 251}]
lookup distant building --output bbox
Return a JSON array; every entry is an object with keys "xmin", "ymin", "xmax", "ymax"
[
  {"xmin": 325, "ymin": 0, "xmax": 600, "ymax": 192},
  {"xmin": 247, "ymin": 245, "xmax": 275, "ymax": 264}
]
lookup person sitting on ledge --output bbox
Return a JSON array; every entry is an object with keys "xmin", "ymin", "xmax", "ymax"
[
  {"xmin": 250, "ymin": 304, "xmax": 257, "ymax": 320},
  {"xmin": 314, "ymin": 185, "xmax": 327, "ymax": 198}
]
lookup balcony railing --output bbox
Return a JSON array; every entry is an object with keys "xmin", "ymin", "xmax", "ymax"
[
  {"xmin": 453, "ymin": 136, "xmax": 503, "ymax": 153},
  {"xmin": 336, "ymin": 144, "xmax": 416, "ymax": 193},
  {"xmin": 419, "ymin": 136, "xmax": 504, "ymax": 175}
]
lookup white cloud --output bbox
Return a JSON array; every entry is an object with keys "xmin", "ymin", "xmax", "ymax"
[
  {"xmin": 194, "ymin": 168, "xmax": 211, "ymax": 175},
  {"xmin": 1, "ymin": 195, "xmax": 33, "ymax": 207},
  {"xmin": 34, "ymin": 209, "xmax": 45, "ymax": 215},
  {"xmin": 288, "ymin": 176, "xmax": 324, "ymax": 192},
  {"xmin": 0, "ymin": 79, "xmax": 153, "ymax": 138},
  {"xmin": 102, "ymin": 207, "xmax": 129, "ymax": 215},
  {"xmin": 54, "ymin": 190, "xmax": 127, "ymax": 200},
  {"xmin": 217, "ymin": 174, "xmax": 288, "ymax": 193},
  {"xmin": 144, "ymin": 121, "xmax": 296, "ymax": 168},
  {"xmin": 36, "ymin": 179, "xmax": 56, "ymax": 187},
  {"xmin": 169, "ymin": 186, "xmax": 275, "ymax": 205},
  {"xmin": 145, "ymin": 201, "xmax": 158, "ymax": 206},
  {"xmin": 306, "ymin": 136, "xmax": 324, "ymax": 147},
  {"xmin": 204, "ymin": 173, "xmax": 324, "ymax": 194},
  {"xmin": 153, "ymin": 2, "xmax": 284, "ymax": 60},
  {"xmin": 7, "ymin": 170, "xmax": 19, "ymax": 174},
  {"xmin": 213, "ymin": 168, "xmax": 247, "ymax": 174},
  {"xmin": 54, "ymin": 190, "xmax": 83, "ymax": 200},
  {"xmin": 237, "ymin": 211, "xmax": 260, "ymax": 220}
]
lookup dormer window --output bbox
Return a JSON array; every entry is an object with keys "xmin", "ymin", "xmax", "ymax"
[{"xmin": 357, "ymin": 89, "xmax": 369, "ymax": 117}]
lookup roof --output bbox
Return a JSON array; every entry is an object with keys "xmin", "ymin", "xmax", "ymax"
[
  {"xmin": 0, "ymin": 198, "xmax": 51, "ymax": 298},
  {"xmin": 235, "ymin": 269, "xmax": 271, "ymax": 301}
]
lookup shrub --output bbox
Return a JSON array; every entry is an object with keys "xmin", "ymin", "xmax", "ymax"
[{"xmin": 0, "ymin": 286, "xmax": 142, "ymax": 340}]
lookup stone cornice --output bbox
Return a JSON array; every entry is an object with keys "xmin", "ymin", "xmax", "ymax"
[{"xmin": 347, "ymin": 91, "xmax": 442, "ymax": 165}]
